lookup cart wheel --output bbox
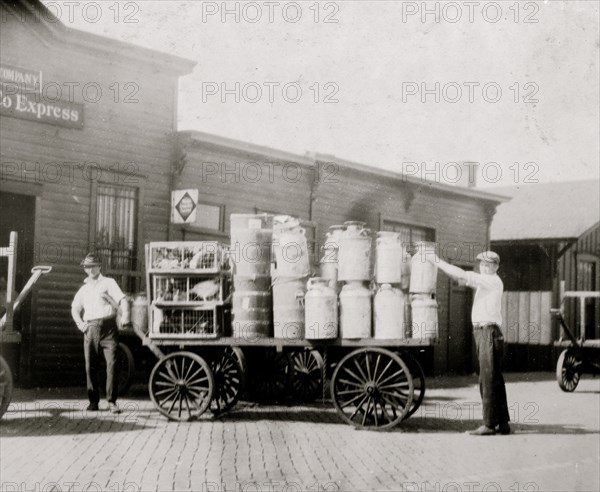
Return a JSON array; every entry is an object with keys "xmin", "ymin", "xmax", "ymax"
[
  {"xmin": 149, "ymin": 352, "xmax": 214, "ymax": 421},
  {"xmin": 289, "ymin": 349, "xmax": 324, "ymax": 402},
  {"xmin": 556, "ymin": 349, "xmax": 582, "ymax": 392},
  {"xmin": 210, "ymin": 348, "xmax": 246, "ymax": 415},
  {"xmin": 331, "ymin": 348, "xmax": 413, "ymax": 430},
  {"xmin": 401, "ymin": 352, "xmax": 425, "ymax": 419},
  {"xmin": 250, "ymin": 348, "xmax": 291, "ymax": 402},
  {"xmin": 117, "ymin": 343, "xmax": 135, "ymax": 396},
  {"xmin": 228, "ymin": 346, "xmax": 247, "ymax": 377},
  {"xmin": 0, "ymin": 356, "xmax": 14, "ymax": 419}
]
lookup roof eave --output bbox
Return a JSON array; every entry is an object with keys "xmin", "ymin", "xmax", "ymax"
[
  {"xmin": 314, "ymin": 153, "xmax": 510, "ymax": 203},
  {"xmin": 5, "ymin": 0, "xmax": 196, "ymax": 75}
]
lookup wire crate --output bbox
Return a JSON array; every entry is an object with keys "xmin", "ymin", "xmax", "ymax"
[
  {"xmin": 147, "ymin": 241, "xmax": 229, "ymax": 274},
  {"xmin": 152, "ymin": 275, "xmax": 230, "ymax": 304},
  {"xmin": 149, "ymin": 306, "xmax": 221, "ymax": 338}
]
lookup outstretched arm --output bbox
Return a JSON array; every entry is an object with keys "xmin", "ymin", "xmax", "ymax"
[{"xmin": 430, "ymin": 254, "xmax": 468, "ymax": 282}]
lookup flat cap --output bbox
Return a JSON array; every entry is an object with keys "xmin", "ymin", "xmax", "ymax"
[
  {"xmin": 476, "ymin": 251, "xmax": 500, "ymax": 264},
  {"xmin": 80, "ymin": 253, "xmax": 102, "ymax": 267}
]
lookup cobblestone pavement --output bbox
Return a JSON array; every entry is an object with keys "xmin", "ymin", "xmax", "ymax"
[{"xmin": 1, "ymin": 372, "xmax": 598, "ymax": 492}]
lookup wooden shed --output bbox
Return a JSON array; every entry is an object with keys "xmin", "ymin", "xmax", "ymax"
[{"xmin": 490, "ymin": 180, "xmax": 600, "ymax": 370}]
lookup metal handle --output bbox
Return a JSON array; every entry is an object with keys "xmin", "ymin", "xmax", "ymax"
[{"xmin": 32, "ymin": 265, "xmax": 52, "ymax": 275}]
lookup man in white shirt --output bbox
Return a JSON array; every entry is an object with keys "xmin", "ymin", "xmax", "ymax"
[
  {"xmin": 430, "ymin": 250, "xmax": 510, "ymax": 436},
  {"xmin": 71, "ymin": 253, "xmax": 130, "ymax": 413}
]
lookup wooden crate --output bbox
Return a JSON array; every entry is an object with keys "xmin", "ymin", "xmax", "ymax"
[
  {"xmin": 149, "ymin": 305, "xmax": 222, "ymax": 339},
  {"xmin": 147, "ymin": 241, "xmax": 228, "ymax": 274}
]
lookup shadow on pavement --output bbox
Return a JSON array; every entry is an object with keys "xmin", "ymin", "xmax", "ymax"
[
  {"xmin": 398, "ymin": 417, "xmax": 599, "ymax": 435},
  {"xmin": 1, "ymin": 402, "xmax": 153, "ymax": 436},
  {"xmin": 0, "ymin": 414, "xmax": 150, "ymax": 437}
]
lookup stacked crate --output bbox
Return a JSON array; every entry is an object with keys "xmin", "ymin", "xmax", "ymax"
[{"xmin": 146, "ymin": 241, "xmax": 230, "ymax": 338}]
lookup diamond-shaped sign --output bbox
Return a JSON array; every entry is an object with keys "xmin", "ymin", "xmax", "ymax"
[
  {"xmin": 171, "ymin": 189, "xmax": 198, "ymax": 224},
  {"xmin": 176, "ymin": 193, "xmax": 196, "ymax": 221}
]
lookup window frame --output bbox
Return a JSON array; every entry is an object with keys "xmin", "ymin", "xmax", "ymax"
[
  {"xmin": 379, "ymin": 216, "xmax": 436, "ymax": 245},
  {"xmin": 89, "ymin": 180, "xmax": 144, "ymax": 291},
  {"xmin": 193, "ymin": 201, "xmax": 226, "ymax": 233}
]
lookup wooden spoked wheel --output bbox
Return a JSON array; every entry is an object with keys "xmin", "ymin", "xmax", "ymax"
[
  {"xmin": 401, "ymin": 351, "xmax": 426, "ymax": 419},
  {"xmin": 116, "ymin": 342, "xmax": 135, "ymax": 396},
  {"xmin": 0, "ymin": 356, "xmax": 13, "ymax": 419},
  {"xmin": 227, "ymin": 346, "xmax": 247, "ymax": 379},
  {"xmin": 556, "ymin": 349, "xmax": 582, "ymax": 392},
  {"xmin": 331, "ymin": 348, "xmax": 414, "ymax": 430},
  {"xmin": 289, "ymin": 349, "xmax": 324, "ymax": 402},
  {"xmin": 210, "ymin": 348, "xmax": 246, "ymax": 415},
  {"xmin": 149, "ymin": 352, "xmax": 214, "ymax": 421},
  {"xmin": 250, "ymin": 348, "xmax": 291, "ymax": 402}
]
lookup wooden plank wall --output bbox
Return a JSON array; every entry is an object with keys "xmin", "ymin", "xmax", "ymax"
[{"xmin": 501, "ymin": 291, "xmax": 552, "ymax": 345}]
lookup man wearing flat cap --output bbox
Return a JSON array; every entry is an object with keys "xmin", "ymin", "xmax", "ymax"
[
  {"xmin": 71, "ymin": 253, "xmax": 131, "ymax": 413},
  {"xmin": 430, "ymin": 249, "xmax": 510, "ymax": 436}
]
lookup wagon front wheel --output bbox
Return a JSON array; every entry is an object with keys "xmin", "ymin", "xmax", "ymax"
[
  {"xmin": 149, "ymin": 352, "xmax": 214, "ymax": 421},
  {"xmin": 331, "ymin": 348, "xmax": 413, "ymax": 430},
  {"xmin": 0, "ymin": 356, "xmax": 14, "ymax": 419},
  {"xmin": 556, "ymin": 349, "xmax": 582, "ymax": 392}
]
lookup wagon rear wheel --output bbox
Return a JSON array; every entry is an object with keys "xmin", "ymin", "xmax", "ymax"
[
  {"xmin": 556, "ymin": 349, "xmax": 582, "ymax": 392},
  {"xmin": 0, "ymin": 356, "xmax": 13, "ymax": 419},
  {"xmin": 116, "ymin": 342, "xmax": 135, "ymax": 396},
  {"xmin": 289, "ymin": 349, "xmax": 323, "ymax": 402},
  {"xmin": 149, "ymin": 352, "xmax": 214, "ymax": 421},
  {"xmin": 250, "ymin": 348, "xmax": 291, "ymax": 402},
  {"xmin": 401, "ymin": 351, "xmax": 425, "ymax": 419},
  {"xmin": 331, "ymin": 348, "xmax": 413, "ymax": 430},
  {"xmin": 210, "ymin": 348, "xmax": 246, "ymax": 415}
]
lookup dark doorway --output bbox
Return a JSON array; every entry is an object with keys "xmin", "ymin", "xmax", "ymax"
[
  {"xmin": 0, "ymin": 191, "xmax": 36, "ymax": 380},
  {"xmin": 447, "ymin": 271, "xmax": 474, "ymax": 374}
]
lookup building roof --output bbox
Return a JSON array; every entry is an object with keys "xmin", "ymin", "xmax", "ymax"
[
  {"xmin": 181, "ymin": 130, "xmax": 509, "ymax": 204},
  {"xmin": 2, "ymin": 0, "xmax": 196, "ymax": 75},
  {"xmin": 490, "ymin": 180, "xmax": 600, "ymax": 241}
]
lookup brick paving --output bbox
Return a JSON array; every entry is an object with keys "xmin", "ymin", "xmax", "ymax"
[{"xmin": 1, "ymin": 373, "xmax": 598, "ymax": 492}]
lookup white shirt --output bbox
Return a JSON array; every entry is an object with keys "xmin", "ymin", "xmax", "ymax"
[
  {"xmin": 72, "ymin": 274, "xmax": 126, "ymax": 321},
  {"xmin": 465, "ymin": 272, "xmax": 503, "ymax": 327}
]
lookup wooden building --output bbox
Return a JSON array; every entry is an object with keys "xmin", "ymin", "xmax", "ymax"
[
  {"xmin": 173, "ymin": 132, "xmax": 508, "ymax": 375},
  {"xmin": 1, "ymin": 0, "xmax": 509, "ymax": 385},
  {"xmin": 490, "ymin": 180, "xmax": 600, "ymax": 370},
  {"xmin": 0, "ymin": 0, "xmax": 195, "ymax": 385}
]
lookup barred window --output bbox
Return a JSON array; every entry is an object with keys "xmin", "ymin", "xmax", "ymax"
[{"xmin": 95, "ymin": 184, "xmax": 137, "ymax": 272}]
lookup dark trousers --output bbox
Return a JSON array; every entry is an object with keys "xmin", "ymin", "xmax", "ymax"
[
  {"xmin": 473, "ymin": 324, "xmax": 510, "ymax": 427},
  {"xmin": 84, "ymin": 317, "xmax": 119, "ymax": 404}
]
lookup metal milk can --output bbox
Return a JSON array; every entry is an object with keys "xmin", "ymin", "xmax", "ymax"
[
  {"xmin": 273, "ymin": 216, "xmax": 310, "ymax": 279},
  {"xmin": 320, "ymin": 224, "xmax": 345, "ymax": 290},
  {"xmin": 409, "ymin": 241, "xmax": 438, "ymax": 294},
  {"xmin": 339, "ymin": 281, "xmax": 372, "ymax": 339},
  {"xmin": 338, "ymin": 221, "xmax": 372, "ymax": 282},
  {"xmin": 304, "ymin": 277, "xmax": 338, "ymax": 340},
  {"xmin": 131, "ymin": 293, "xmax": 148, "ymax": 334},
  {"xmin": 273, "ymin": 277, "xmax": 306, "ymax": 340},
  {"xmin": 410, "ymin": 293, "xmax": 439, "ymax": 339},
  {"xmin": 375, "ymin": 231, "xmax": 403, "ymax": 284},
  {"xmin": 374, "ymin": 284, "xmax": 405, "ymax": 339}
]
